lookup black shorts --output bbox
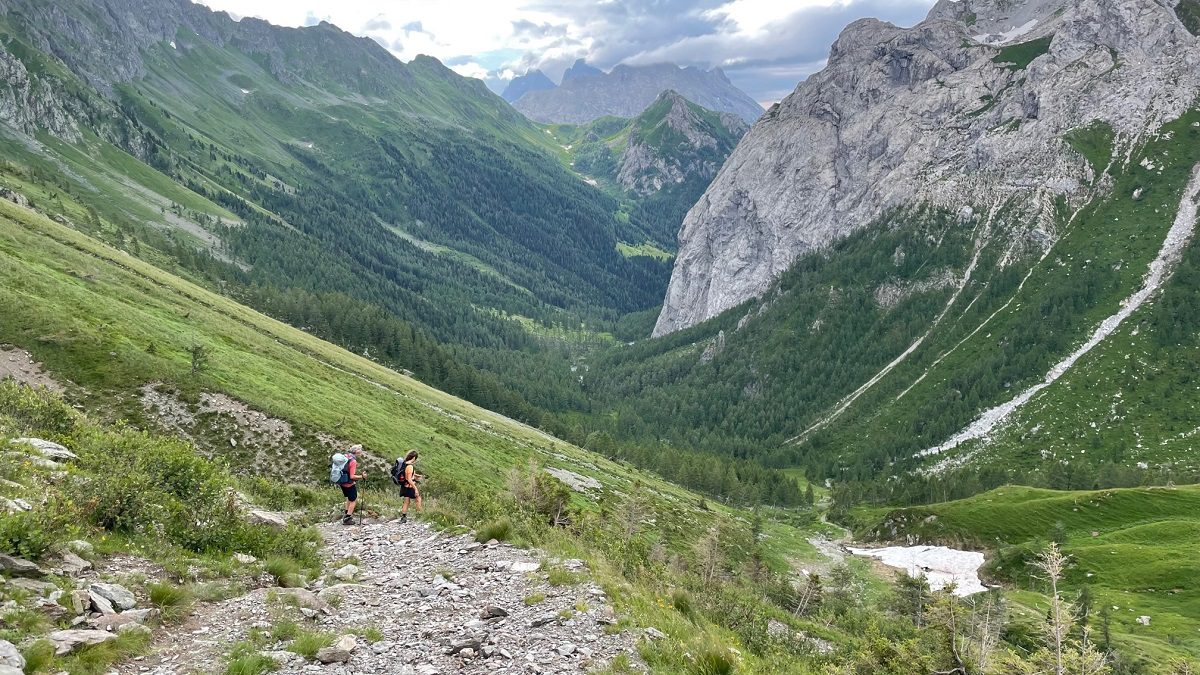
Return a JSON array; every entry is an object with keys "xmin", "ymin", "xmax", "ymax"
[
  {"xmin": 400, "ymin": 486, "xmax": 418, "ymax": 499},
  {"xmin": 340, "ymin": 484, "xmax": 358, "ymax": 502}
]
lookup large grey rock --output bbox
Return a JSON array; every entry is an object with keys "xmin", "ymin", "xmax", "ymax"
[
  {"xmin": 274, "ymin": 587, "xmax": 331, "ymax": 614},
  {"xmin": 0, "ymin": 553, "xmax": 44, "ymax": 578},
  {"xmin": 655, "ymin": 0, "xmax": 1200, "ymax": 335},
  {"xmin": 90, "ymin": 608, "xmax": 158, "ymax": 631},
  {"xmin": 12, "ymin": 438, "xmax": 77, "ymax": 461},
  {"xmin": 0, "ymin": 639, "xmax": 23, "ymax": 669},
  {"xmin": 47, "ymin": 629, "xmax": 117, "ymax": 655},
  {"xmin": 89, "ymin": 582, "xmax": 136, "ymax": 611},
  {"xmin": 245, "ymin": 509, "xmax": 288, "ymax": 529},
  {"xmin": 88, "ymin": 589, "xmax": 116, "ymax": 616},
  {"xmin": 54, "ymin": 551, "xmax": 92, "ymax": 576}
]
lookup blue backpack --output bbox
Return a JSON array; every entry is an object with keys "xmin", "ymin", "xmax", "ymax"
[{"xmin": 330, "ymin": 453, "xmax": 351, "ymax": 484}]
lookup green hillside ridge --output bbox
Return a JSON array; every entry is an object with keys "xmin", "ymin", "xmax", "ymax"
[
  {"xmin": 546, "ymin": 91, "xmax": 747, "ymax": 253},
  {"xmin": 847, "ymin": 485, "xmax": 1200, "ymax": 664}
]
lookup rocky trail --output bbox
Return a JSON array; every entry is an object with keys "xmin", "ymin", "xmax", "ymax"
[{"xmin": 115, "ymin": 519, "xmax": 640, "ymax": 674}]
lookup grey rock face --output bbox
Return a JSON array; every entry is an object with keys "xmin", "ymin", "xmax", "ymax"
[
  {"xmin": 0, "ymin": 553, "xmax": 43, "ymax": 578},
  {"xmin": 654, "ymin": 0, "xmax": 1200, "ymax": 336},
  {"xmin": 501, "ymin": 69, "xmax": 555, "ymax": 103},
  {"xmin": 515, "ymin": 62, "xmax": 763, "ymax": 124}
]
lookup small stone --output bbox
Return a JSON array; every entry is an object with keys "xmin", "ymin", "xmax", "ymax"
[
  {"xmin": 644, "ymin": 627, "xmax": 666, "ymax": 640},
  {"xmin": 275, "ymin": 587, "xmax": 331, "ymax": 614},
  {"xmin": 447, "ymin": 637, "xmax": 482, "ymax": 655},
  {"xmin": 333, "ymin": 564, "xmax": 359, "ymax": 581},
  {"xmin": 315, "ymin": 634, "xmax": 356, "ymax": 663},
  {"xmin": 264, "ymin": 650, "xmax": 301, "ymax": 665},
  {"xmin": 47, "ymin": 629, "xmax": 117, "ymax": 656},
  {"xmin": 117, "ymin": 623, "xmax": 152, "ymax": 637},
  {"xmin": 233, "ymin": 553, "xmax": 258, "ymax": 564},
  {"xmin": 556, "ymin": 643, "xmax": 576, "ymax": 657},
  {"xmin": 90, "ymin": 609, "xmax": 158, "ymax": 631},
  {"xmin": 460, "ymin": 648, "xmax": 476, "ymax": 659},
  {"xmin": 510, "ymin": 561, "xmax": 540, "ymax": 573},
  {"xmin": 89, "ymin": 583, "xmax": 136, "ymax": 611},
  {"xmin": 480, "ymin": 605, "xmax": 508, "ymax": 619}
]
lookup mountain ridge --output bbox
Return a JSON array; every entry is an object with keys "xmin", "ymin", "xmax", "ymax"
[{"xmin": 513, "ymin": 61, "xmax": 763, "ymax": 125}]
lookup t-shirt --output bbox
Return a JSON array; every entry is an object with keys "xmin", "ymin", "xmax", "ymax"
[{"xmin": 340, "ymin": 457, "xmax": 357, "ymax": 487}]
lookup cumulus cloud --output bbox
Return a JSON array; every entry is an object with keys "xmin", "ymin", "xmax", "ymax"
[{"xmin": 198, "ymin": 0, "xmax": 937, "ymax": 101}]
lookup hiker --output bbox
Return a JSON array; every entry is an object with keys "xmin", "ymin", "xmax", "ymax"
[
  {"xmin": 391, "ymin": 450, "xmax": 423, "ymax": 523},
  {"xmin": 332, "ymin": 444, "xmax": 366, "ymax": 525}
]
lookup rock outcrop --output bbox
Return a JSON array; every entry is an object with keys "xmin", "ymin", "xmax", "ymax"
[
  {"xmin": 615, "ymin": 91, "xmax": 749, "ymax": 197},
  {"xmin": 654, "ymin": 0, "xmax": 1200, "ymax": 336}
]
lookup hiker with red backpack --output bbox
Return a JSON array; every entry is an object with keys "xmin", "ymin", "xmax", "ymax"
[
  {"xmin": 390, "ymin": 450, "xmax": 423, "ymax": 523},
  {"xmin": 330, "ymin": 444, "xmax": 366, "ymax": 525}
]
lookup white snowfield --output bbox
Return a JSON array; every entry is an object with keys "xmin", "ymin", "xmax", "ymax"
[
  {"xmin": 848, "ymin": 545, "xmax": 988, "ymax": 596},
  {"xmin": 919, "ymin": 164, "xmax": 1200, "ymax": 468}
]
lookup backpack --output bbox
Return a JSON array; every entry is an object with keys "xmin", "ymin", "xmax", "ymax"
[
  {"xmin": 330, "ymin": 453, "xmax": 351, "ymax": 484},
  {"xmin": 390, "ymin": 460, "xmax": 408, "ymax": 486}
]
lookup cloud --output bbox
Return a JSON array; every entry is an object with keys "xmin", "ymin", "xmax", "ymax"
[{"xmin": 197, "ymin": 0, "xmax": 937, "ymax": 103}]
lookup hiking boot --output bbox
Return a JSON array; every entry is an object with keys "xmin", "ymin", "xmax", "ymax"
[
  {"xmin": 399, "ymin": 513, "xmax": 407, "ymax": 524},
  {"xmin": 342, "ymin": 514, "xmax": 354, "ymax": 525}
]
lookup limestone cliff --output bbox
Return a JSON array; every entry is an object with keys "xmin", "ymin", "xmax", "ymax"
[{"xmin": 654, "ymin": 0, "xmax": 1200, "ymax": 336}]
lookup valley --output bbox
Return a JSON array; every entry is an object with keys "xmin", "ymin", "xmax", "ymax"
[{"xmin": 1, "ymin": 0, "xmax": 1200, "ymax": 672}]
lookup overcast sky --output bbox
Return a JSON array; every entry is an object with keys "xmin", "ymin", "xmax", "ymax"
[{"xmin": 196, "ymin": 0, "xmax": 937, "ymax": 107}]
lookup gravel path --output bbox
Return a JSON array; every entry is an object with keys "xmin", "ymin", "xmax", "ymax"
[{"xmin": 120, "ymin": 519, "xmax": 640, "ymax": 674}]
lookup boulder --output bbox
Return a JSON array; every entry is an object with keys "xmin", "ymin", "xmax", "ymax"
[
  {"xmin": 117, "ymin": 623, "xmax": 152, "ymax": 637},
  {"xmin": 264, "ymin": 650, "xmax": 302, "ymax": 665},
  {"xmin": 54, "ymin": 551, "xmax": 91, "ymax": 576},
  {"xmin": 66, "ymin": 540, "xmax": 94, "ymax": 556},
  {"xmin": 245, "ymin": 510, "xmax": 288, "ymax": 529},
  {"xmin": 643, "ymin": 627, "xmax": 666, "ymax": 640},
  {"xmin": 233, "ymin": 553, "xmax": 258, "ymax": 564},
  {"xmin": 510, "ymin": 561, "xmax": 540, "ymax": 573},
  {"xmin": 7, "ymin": 578, "xmax": 56, "ymax": 595},
  {"xmin": 68, "ymin": 589, "xmax": 90, "ymax": 615},
  {"xmin": 316, "ymin": 584, "xmax": 361, "ymax": 604},
  {"xmin": 90, "ymin": 608, "xmax": 158, "ymax": 631},
  {"xmin": 315, "ymin": 634, "xmax": 357, "ymax": 664},
  {"xmin": 0, "ymin": 553, "xmax": 44, "ymax": 578},
  {"xmin": 47, "ymin": 629, "xmax": 117, "ymax": 655},
  {"xmin": 0, "ymin": 667, "xmax": 21, "ymax": 675},
  {"xmin": 12, "ymin": 438, "xmax": 77, "ymax": 461},
  {"xmin": 89, "ymin": 582, "xmax": 136, "ymax": 611},
  {"xmin": 0, "ymin": 639, "xmax": 24, "ymax": 670},
  {"xmin": 88, "ymin": 589, "xmax": 116, "ymax": 615}
]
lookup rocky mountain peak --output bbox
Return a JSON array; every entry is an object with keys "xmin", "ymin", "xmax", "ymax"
[{"xmin": 653, "ymin": 0, "xmax": 1200, "ymax": 336}]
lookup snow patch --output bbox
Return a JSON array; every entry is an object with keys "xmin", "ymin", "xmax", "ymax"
[
  {"xmin": 972, "ymin": 19, "xmax": 1040, "ymax": 45},
  {"xmin": 848, "ymin": 545, "xmax": 987, "ymax": 596}
]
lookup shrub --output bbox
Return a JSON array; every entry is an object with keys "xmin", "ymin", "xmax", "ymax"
[
  {"xmin": 0, "ymin": 381, "xmax": 79, "ymax": 437},
  {"xmin": 226, "ymin": 641, "xmax": 279, "ymax": 675},
  {"xmin": 687, "ymin": 644, "xmax": 736, "ymax": 675},
  {"xmin": 547, "ymin": 567, "xmax": 583, "ymax": 586},
  {"xmin": 21, "ymin": 639, "xmax": 56, "ymax": 672},
  {"xmin": 0, "ymin": 497, "xmax": 78, "ymax": 560},
  {"xmin": 523, "ymin": 593, "xmax": 545, "ymax": 606},
  {"xmin": 671, "ymin": 589, "xmax": 695, "ymax": 620},
  {"xmin": 475, "ymin": 517, "xmax": 511, "ymax": 543},
  {"xmin": 147, "ymin": 582, "xmax": 194, "ymax": 623},
  {"xmin": 264, "ymin": 557, "xmax": 304, "ymax": 588},
  {"xmin": 287, "ymin": 630, "xmax": 334, "ymax": 660},
  {"xmin": 270, "ymin": 618, "xmax": 299, "ymax": 642}
]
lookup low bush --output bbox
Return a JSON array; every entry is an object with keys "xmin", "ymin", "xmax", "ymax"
[
  {"xmin": 287, "ymin": 630, "xmax": 334, "ymax": 660},
  {"xmin": 0, "ymin": 497, "xmax": 78, "ymax": 560},
  {"xmin": 147, "ymin": 582, "xmax": 194, "ymax": 623},
  {"xmin": 475, "ymin": 517, "xmax": 512, "ymax": 543}
]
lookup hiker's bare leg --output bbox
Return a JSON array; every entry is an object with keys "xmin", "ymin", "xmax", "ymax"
[
  {"xmin": 415, "ymin": 489, "xmax": 422, "ymax": 512},
  {"xmin": 401, "ymin": 497, "xmax": 409, "ymax": 515},
  {"xmin": 346, "ymin": 499, "xmax": 356, "ymax": 516}
]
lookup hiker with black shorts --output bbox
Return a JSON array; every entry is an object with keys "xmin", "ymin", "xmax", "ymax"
[
  {"xmin": 392, "ymin": 450, "xmax": 422, "ymax": 524},
  {"xmin": 337, "ymin": 444, "xmax": 365, "ymax": 525}
]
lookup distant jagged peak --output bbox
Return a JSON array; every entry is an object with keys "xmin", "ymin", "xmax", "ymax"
[
  {"xmin": 501, "ymin": 68, "xmax": 556, "ymax": 103},
  {"xmin": 562, "ymin": 58, "xmax": 604, "ymax": 82}
]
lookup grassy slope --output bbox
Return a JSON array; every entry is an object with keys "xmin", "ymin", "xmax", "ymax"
[{"xmin": 849, "ymin": 485, "xmax": 1200, "ymax": 662}]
